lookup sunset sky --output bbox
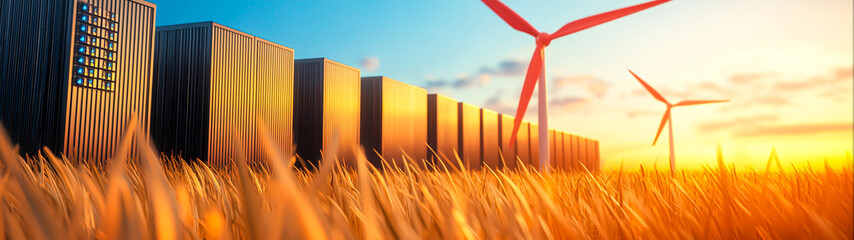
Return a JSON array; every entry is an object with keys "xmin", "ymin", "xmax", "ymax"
[{"xmin": 152, "ymin": 0, "xmax": 853, "ymax": 171}]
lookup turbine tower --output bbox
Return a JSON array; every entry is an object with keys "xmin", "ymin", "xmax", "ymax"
[{"xmin": 629, "ymin": 69, "xmax": 728, "ymax": 175}]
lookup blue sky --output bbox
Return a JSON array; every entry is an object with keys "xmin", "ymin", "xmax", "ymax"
[{"xmin": 150, "ymin": 0, "xmax": 853, "ymax": 170}]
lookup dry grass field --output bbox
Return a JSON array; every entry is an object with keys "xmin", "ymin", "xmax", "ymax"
[{"xmin": 0, "ymin": 120, "xmax": 851, "ymax": 240}]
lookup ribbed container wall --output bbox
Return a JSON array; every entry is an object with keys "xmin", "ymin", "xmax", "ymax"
[
  {"xmin": 294, "ymin": 58, "xmax": 360, "ymax": 167},
  {"xmin": 323, "ymin": 60, "xmax": 360, "ymax": 164},
  {"xmin": 208, "ymin": 25, "xmax": 256, "ymax": 165},
  {"xmin": 559, "ymin": 132, "xmax": 567, "ymax": 171},
  {"xmin": 1, "ymin": 0, "xmax": 75, "ymax": 156},
  {"xmin": 427, "ymin": 94, "xmax": 458, "ymax": 169},
  {"xmin": 587, "ymin": 138, "xmax": 594, "ymax": 170},
  {"xmin": 150, "ymin": 23, "xmax": 211, "ymax": 161},
  {"xmin": 151, "ymin": 22, "xmax": 294, "ymax": 166},
  {"xmin": 361, "ymin": 78, "xmax": 382, "ymax": 164},
  {"xmin": 480, "ymin": 109, "xmax": 499, "ymax": 169},
  {"xmin": 517, "ymin": 121, "xmax": 530, "ymax": 168},
  {"xmin": 548, "ymin": 129, "xmax": 556, "ymax": 170},
  {"xmin": 556, "ymin": 132, "xmax": 563, "ymax": 170},
  {"xmin": 457, "ymin": 102, "xmax": 481, "ymax": 170},
  {"xmin": 589, "ymin": 139, "xmax": 599, "ymax": 171},
  {"xmin": 588, "ymin": 138, "xmax": 595, "ymax": 170},
  {"xmin": 0, "ymin": 0, "xmax": 155, "ymax": 163},
  {"xmin": 498, "ymin": 114, "xmax": 516, "ymax": 169},
  {"xmin": 66, "ymin": 0, "xmax": 156, "ymax": 163},
  {"xmin": 360, "ymin": 76, "xmax": 427, "ymax": 168},
  {"xmin": 570, "ymin": 135, "xmax": 580, "ymax": 170},
  {"xmin": 255, "ymin": 38, "xmax": 294, "ymax": 161},
  {"xmin": 562, "ymin": 132, "xmax": 572, "ymax": 171},
  {"xmin": 529, "ymin": 123, "xmax": 539, "ymax": 169},
  {"xmin": 594, "ymin": 140, "xmax": 600, "ymax": 171},
  {"xmin": 579, "ymin": 137, "xmax": 589, "ymax": 170}
]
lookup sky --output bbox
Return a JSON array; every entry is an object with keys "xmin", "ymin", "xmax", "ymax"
[{"xmin": 150, "ymin": 0, "xmax": 853, "ymax": 171}]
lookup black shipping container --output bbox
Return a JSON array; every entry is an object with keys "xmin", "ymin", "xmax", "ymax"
[
  {"xmin": 0, "ymin": 0, "xmax": 156, "ymax": 163},
  {"xmin": 361, "ymin": 76, "xmax": 427, "ymax": 168},
  {"xmin": 294, "ymin": 58, "xmax": 361, "ymax": 167},
  {"xmin": 151, "ymin": 22, "xmax": 295, "ymax": 166}
]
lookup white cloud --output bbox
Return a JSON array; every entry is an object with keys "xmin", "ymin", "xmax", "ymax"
[{"xmin": 360, "ymin": 57, "xmax": 380, "ymax": 72}]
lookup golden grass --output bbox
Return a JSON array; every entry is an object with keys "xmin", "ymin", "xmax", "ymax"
[{"xmin": 0, "ymin": 119, "xmax": 851, "ymax": 239}]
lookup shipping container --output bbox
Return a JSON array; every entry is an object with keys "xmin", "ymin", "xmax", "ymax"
[
  {"xmin": 151, "ymin": 22, "xmax": 294, "ymax": 166},
  {"xmin": 543, "ymin": 129, "xmax": 557, "ymax": 169},
  {"xmin": 590, "ymin": 139, "xmax": 600, "ymax": 171},
  {"xmin": 480, "ymin": 108, "xmax": 500, "ymax": 169},
  {"xmin": 570, "ymin": 135, "xmax": 580, "ymax": 171},
  {"xmin": 361, "ymin": 76, "xmax": 427, "ymax": 168},
  {"xmin": 458, "ymin": 102, "xmax": 481, "ymax": 170},
  {"xmin": 498, "ymin": 114, "xmax": 516, "ymax": 169},
  {"xmin": 562, "ymin": 132, "xmax": 573, "ymax": 171},
  {"xmin": 0, "ymin": 0, "xmax": 156, "ymax": 163},
  {"xmin": 427, "ymin": 94, "xmax": 458, "ymax": 170},
  {"xmin": 554, "ymin": 131, "xmax": 564, "ymax": 171},
  {"xmin": 516, "ymin": 121, "xmax": 531, "ymax": 168},
  {"xmin": 529, "ymin": 123, "xmax": 540, "ymax": 169},
  {"xmin": 294, "ymin": 58, "xmax": 360, "ymax": 168},
  {"xmin": 595, "ymin": 140, "xmax": 601, "ymax": 171},
  {"xmin": 579, "ymin": 137, "xmax": 589, "ymax": 170}
]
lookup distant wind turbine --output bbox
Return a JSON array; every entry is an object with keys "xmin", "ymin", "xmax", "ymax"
[
  {"xmin": 481, "ymin": 0, "xmax": 669, "ymax": 171},
  {"xmin": 766, "ymin": 147, "xmax": 783, "ymax": 172},
  {"xmin": 629, "ymin": 69, "xmax": 729, "ymax": 175}
]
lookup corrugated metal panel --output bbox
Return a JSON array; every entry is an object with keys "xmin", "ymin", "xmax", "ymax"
[
  {"xmin": 562, "ymin": 132, "xmax": 572, "ymax": 171},
  {"xmin": 579, "ymin": 137, "xmax": 588, "ymax": 170},
  {"xmin": 457, "ymin": 102, "xmax": 481, "ymax": 170},
  {"xmin": 66, "ymin": 0, "xmax": 156, "ymax": 163},
  {"xmin": 546, "ymin": 129, "xmax": 558, "ymax": 171},
  {"xmin": 569, "ymin": 137, "xmax": 574, "ymax": 170},
  {"xmin": 151, "ymin": 22, "xmax": 294, "ymax": 166},
  {"xmin": 516, "ymin": 121, "xmax": 530, "ymax": 168},
  {"xmin": 427, "ymin": 94, "xmax": 458, "ymax": 169},
  {"xmin": 1, "ymin": 0, "xmax": 156, "ymax": 163},
  {"xmin": 1, "ymin": 0, "xmax": 75, "ymax": 157},
  {"xmin": 498, "ymin": 114, "xmax": 516, "ymax": 169},
  {"xmin": 589, "ymin": 139, "xmax": 599, "ymax": 171},
  {"xmin": 480, "ymin": 108, "xmax": 499, "ymax": 169},
  {"xmin": 151, "ymin": 22, "xmax": 211, "ymax": 162},
  {"xmin": 208, "ymin": 24, "xmax": 256, "ymax": 166},
  {"xmin": 529, "ymin": 123, "xmax": 539, "ymax": 169},
  {"xmin": 559, "ymin": 132, "xmax": 567, "ymax": 171},
  {"xmin": 361, "ymin": 76, "xmax": 427, "ymax": 168},
  {"xmin": 595, "ymin": 140, "xmax": 601, "ymax": 171},
  {"xmin": 255, "ymin": 37, "xmax": 294, "ymax": 161},
  {"xmin": 294, "ymin": 58, "xmax": 360, "ymax": 167},
  {"xmin": 554, "ymin": 131, "xmax": 563, "ymax": 171}
]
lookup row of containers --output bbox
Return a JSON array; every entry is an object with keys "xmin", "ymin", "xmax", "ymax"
[
  {"xmin": 150, "ymin": 22, "xmax": 600, "ymax": 171},
  {"xmin": 0, "ymin": 1, "xmax": 600, "ymax": 172}
]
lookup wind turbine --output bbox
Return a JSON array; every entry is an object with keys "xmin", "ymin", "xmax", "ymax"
[
  {"xmin": 629, "ymin": 69, "xmax": 728, "ymax": 175},
  {"xmin": 481, "ymin": 0, "xmax": 669, "ymax": 171},
  {"xmin": 766, "ymin": 147, "xmax": 783, "ymax": 172}
]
